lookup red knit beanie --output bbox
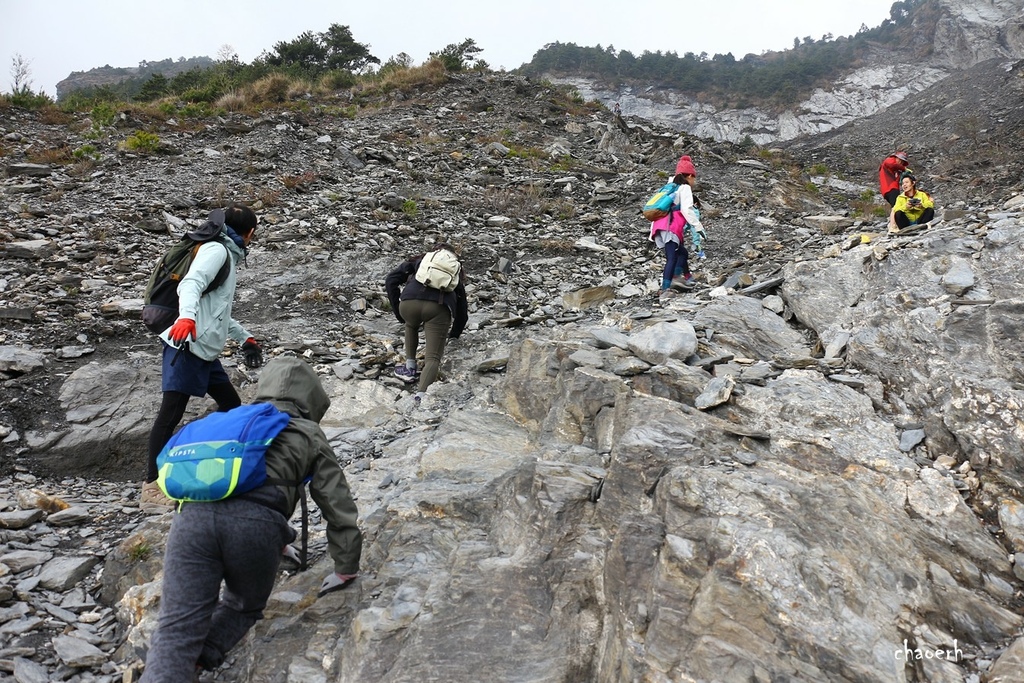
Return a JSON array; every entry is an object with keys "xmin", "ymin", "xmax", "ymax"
[{"xmin": 675, "ymin": 155, "xmax": 697, "ymax": 177}]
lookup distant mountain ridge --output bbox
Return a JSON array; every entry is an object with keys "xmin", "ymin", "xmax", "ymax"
[
  {"xmin": 532, "ymin": 0, "xmax": 1024, "ymax": 143},
  {"xmin": 56, "ymin": 56, "xmax": 214, "ymax": 99}
]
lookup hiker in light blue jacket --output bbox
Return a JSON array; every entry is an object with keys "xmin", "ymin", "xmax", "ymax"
[{"xmin": 143, "ymin": 205, "xmax": 263, "ymax": 509}]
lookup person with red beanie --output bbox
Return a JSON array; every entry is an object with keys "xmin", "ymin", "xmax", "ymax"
[
  {"xmin": 878, "ymin": 151, "xmax": 910, "ymax": 207},
  {"xmin": 143, "ymin": 204, "xmax": 263, "ymax": 509},
  {"xmin": 650, "ymin": 155, "xmax": 706, "ymax": 297},
  {"xmin": 675, "ymin": 154, "xmax": 697, "ymax": 177}
]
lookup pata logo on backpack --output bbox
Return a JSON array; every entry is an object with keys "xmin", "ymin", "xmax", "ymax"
[
  {"xmin": 642, "ymin": 182, "xmax": 679, "ymax": 221},
  {"xmin": 141, "ymin": 209, "xmax": 231, "ymax": 335},
  {"xmin": 157, "ymin": 403, "xmax": 292, "ymax": 502},
  {"xmin": 414, "ymin": 248, "xmax": 461, "ymax": 292}
]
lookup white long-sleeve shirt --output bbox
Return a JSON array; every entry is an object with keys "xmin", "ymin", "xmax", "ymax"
[{"xmin": 674, "ymin": 183, "xmax": 703, "ymax": 233}]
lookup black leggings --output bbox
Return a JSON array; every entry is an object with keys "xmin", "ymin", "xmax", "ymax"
[
  {"xmin": 146, "ymin": 384, "xmax": 241, "ymax": 482},
  {"xmin": 894, "ymin": 207, "xmax": 935, "ymax": 228}
]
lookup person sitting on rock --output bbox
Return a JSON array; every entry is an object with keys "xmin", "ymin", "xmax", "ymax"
[
  {"xmin": 144, "ymin": 204, "xmax": 263, "ymax": 510},
  {"xmin": 650, "ymin": 155, "xmax": 707, "ymax": 298},
  {"xmin": 384, "ymin": 243, "xmax": 468, "ymax": 403},
  {"xmin": 140, "ymin": 357, "xmax": 363, "ymax": 683},
  {"xmin": 879, "ymin": 150, "xmax": 910, "ymax": 207},
  {"xmin": 888, "ymin": 171, "xmax": 935, "ymax": 234}
]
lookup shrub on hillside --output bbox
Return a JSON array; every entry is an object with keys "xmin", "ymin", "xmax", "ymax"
[
  {"xmin": 248, "ymin": 74, "xmax": 292, "ymax": 103},
  {"xmin": 364, "ymin": 59, "xmax": 448, "ymax": 97},
  {"xmin": 429, "ymin": 39, "xmax": 483, "ymax": 72},
  {"xmin": 181, "ymin": 84, "xmax": 222, "ymax": 103},
  {"xmin": 121, "ymin": 130, "xmax": 160, "ymax": 154},
  {"xmin": 3, "ymin": 87, "xmax": 54, "ymax": 110},
  {"xmin": 259, "ymin": 23, "xmax": 380, "ymax": 77},
  {"xmin": 319, "ymin": 69, "xmax": 357, "ymax": 91},
  {"xmin": 216, "ymin": 91, "xmax": 248, "ymax": 112}
]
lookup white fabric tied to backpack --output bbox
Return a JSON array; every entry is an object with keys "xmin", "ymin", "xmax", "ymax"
[{"xmin": 414, "ymin": 249, "xmax": 461, "ymax": 292}]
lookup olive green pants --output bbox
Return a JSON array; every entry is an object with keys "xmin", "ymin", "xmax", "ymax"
[{"xmin": 398, "ymin": 298, "xmax": 452, "ymax": 392}]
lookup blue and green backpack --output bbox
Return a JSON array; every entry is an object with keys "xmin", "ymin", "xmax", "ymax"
[
  {"xmin": 157, "ymin": 402, "xmax": 292, "ymax": 502},
  {"xmin": 642, "ymin": 182, "xmax": 679, "ymax": 221}
]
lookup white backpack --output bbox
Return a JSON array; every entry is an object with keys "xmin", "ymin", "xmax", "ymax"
[{"xmin": 414, "ymin": 249, "xmax": 461, "ymax": 292}]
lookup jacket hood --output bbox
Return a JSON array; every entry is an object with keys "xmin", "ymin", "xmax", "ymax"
[
  {"xmin": 186, "ymin": 209, "xmax": 226, "ymax": 241},
  {"xmin": 254, "ymin": 357, "xmax": 330, "ymax": 423}
]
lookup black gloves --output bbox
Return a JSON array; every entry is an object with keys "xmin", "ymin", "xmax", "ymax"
[{"xmin": 242, "ymin": 338, "xmax": 263, "ymax": 368}]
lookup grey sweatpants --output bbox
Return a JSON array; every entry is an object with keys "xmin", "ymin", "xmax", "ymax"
[
  {"xmin": 399, "ymin": 298, "xmax": 452, "ymax": 392},
  {"xmin": 140, "ymin": 498, "xmax": 295, "ymax": 682}
]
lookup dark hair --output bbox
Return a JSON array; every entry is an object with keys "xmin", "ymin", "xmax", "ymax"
[
  {"xmin": 672, "ymin": 173, "xmax": 694, "ymax": 185},
  {"xmin": 411, "ymin": 243, "xmax": 459, "ymax": 262},
  {"xmin": 224, "ymin": 203, "xmax": 257, "ymax": 236}
]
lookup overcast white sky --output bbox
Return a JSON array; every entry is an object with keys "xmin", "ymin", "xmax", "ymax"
[{"xmin": 2, "ymin": 0, "xmax": 898, "ymax": 97}]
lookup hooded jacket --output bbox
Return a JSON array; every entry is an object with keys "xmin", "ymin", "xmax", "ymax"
[
  {"xmin": 384, "ymin": 257, "xmax": 469, "ymax": 338},
  {"xmin": 878, "ymin": 155, "xmax": 908, "ymax": 196},
  {"xmin": 892, "ymin": 189, "xmax": 934, "ymax": 223},
  {"xmin": 159, "ymin": 222, "xmax": 252, "ymax": 361},
  {"xmin": 248, "ymin": 358, "xmax": 362, "ymax": 575}
]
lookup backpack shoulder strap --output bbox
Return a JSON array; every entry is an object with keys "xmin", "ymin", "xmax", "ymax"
[{"xmin": 190, "ymin": 239, "xmax": 232, "ymax": 295}]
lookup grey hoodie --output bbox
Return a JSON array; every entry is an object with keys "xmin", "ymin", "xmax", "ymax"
[{"xmin": 251, "ymin": 358, "xmax": 362, "ymax": 574}]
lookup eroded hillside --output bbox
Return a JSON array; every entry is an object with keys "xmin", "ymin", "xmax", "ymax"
[{"xmin": 2, "ymin": 68, "xmax": 1024, "ymax": 682}]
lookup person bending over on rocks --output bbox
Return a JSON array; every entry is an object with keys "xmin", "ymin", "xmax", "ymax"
[
  {"xmin": 878, "ymin": 150, "xmax": 910, "ymax": 207},
  {"xmin": 143, "ymin": 204, "xmax": 263, "ymax": 509},
  {"xmin": 650, "ymin": 155, "xmax": 707, "ymax": 298},
  {"xmin": 888, "ymin": 172, "xmax": 935, "ymax": 234},
  {"xmin": 139, "ymin": 357, "xmax": 363, "ymax": 683},
  {"xmin": 384, "ymin": 243, "xmax": 468, "ymax": 403}
]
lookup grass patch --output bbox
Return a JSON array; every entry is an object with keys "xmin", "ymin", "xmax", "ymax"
[
  {"xmin": 28, "ymin": 146, "xmax": 73, "ymax": 165},
  {"xmin": 39, "ymin": 106, "xmax": 72, "ymax": 125},
  {"xmin": 281, "ymin": 171, "xmax": 317, "ymax": 191},
  {"xmin": 507, "ymin": 145, "xmax": 547, "ymax": 160},
  {"xmin": 298, "ymin": 288, "xmax": 334, "ymax": 304},
  {"xmin": 127, "ymin": 540, "xmax": 152, "ymax": 562},
  {"xmin": 91, "ymin": 102, "xmax": 117, "ymax": 127},
  {"xmin": 358, "ymin": 59, "xmax": 449, "ymax": 98},
  {"xmin": 483, "ymin": 185, "xmax": 547, "ymax": 219},
  {"xmin": 849, "ymin": 190, "xmax": 889, "ymax": 219},
  {"xmin": 248, "ymin": 74, "xmax": 292, "ymax": 104},
  {"xmin": 122, "ymin": 130, "xmax": 161, "ymax": 154},
  {"xmin": 215, "ymin": 91, "xmax": 248, "ymax": 112}
]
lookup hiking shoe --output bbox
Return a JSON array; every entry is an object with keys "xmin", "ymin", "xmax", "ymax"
[
  {"xmin": 140, "ymin": 481, "xmax": 174, "ymax": 511},
  {"xmin": 670, "ymin": 275, "xmax": 695, "ymax": 291},
  {"xmin": 394, "ymin": 365, "xmax": 419, "ymax": 384}
]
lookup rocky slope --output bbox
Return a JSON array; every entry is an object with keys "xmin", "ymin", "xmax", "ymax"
[
  {"xmin": 2, "ymin": 65, "xmax": 1024, "ymax": 682},
  {"xmin": 553, "ymin": 0, "xmax": 1024, "ymax": 144}
]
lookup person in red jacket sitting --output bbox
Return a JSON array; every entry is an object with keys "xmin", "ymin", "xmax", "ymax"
[{"xmin": 879, "ymin": 151, "xmax": 910, "ymax": 207}]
